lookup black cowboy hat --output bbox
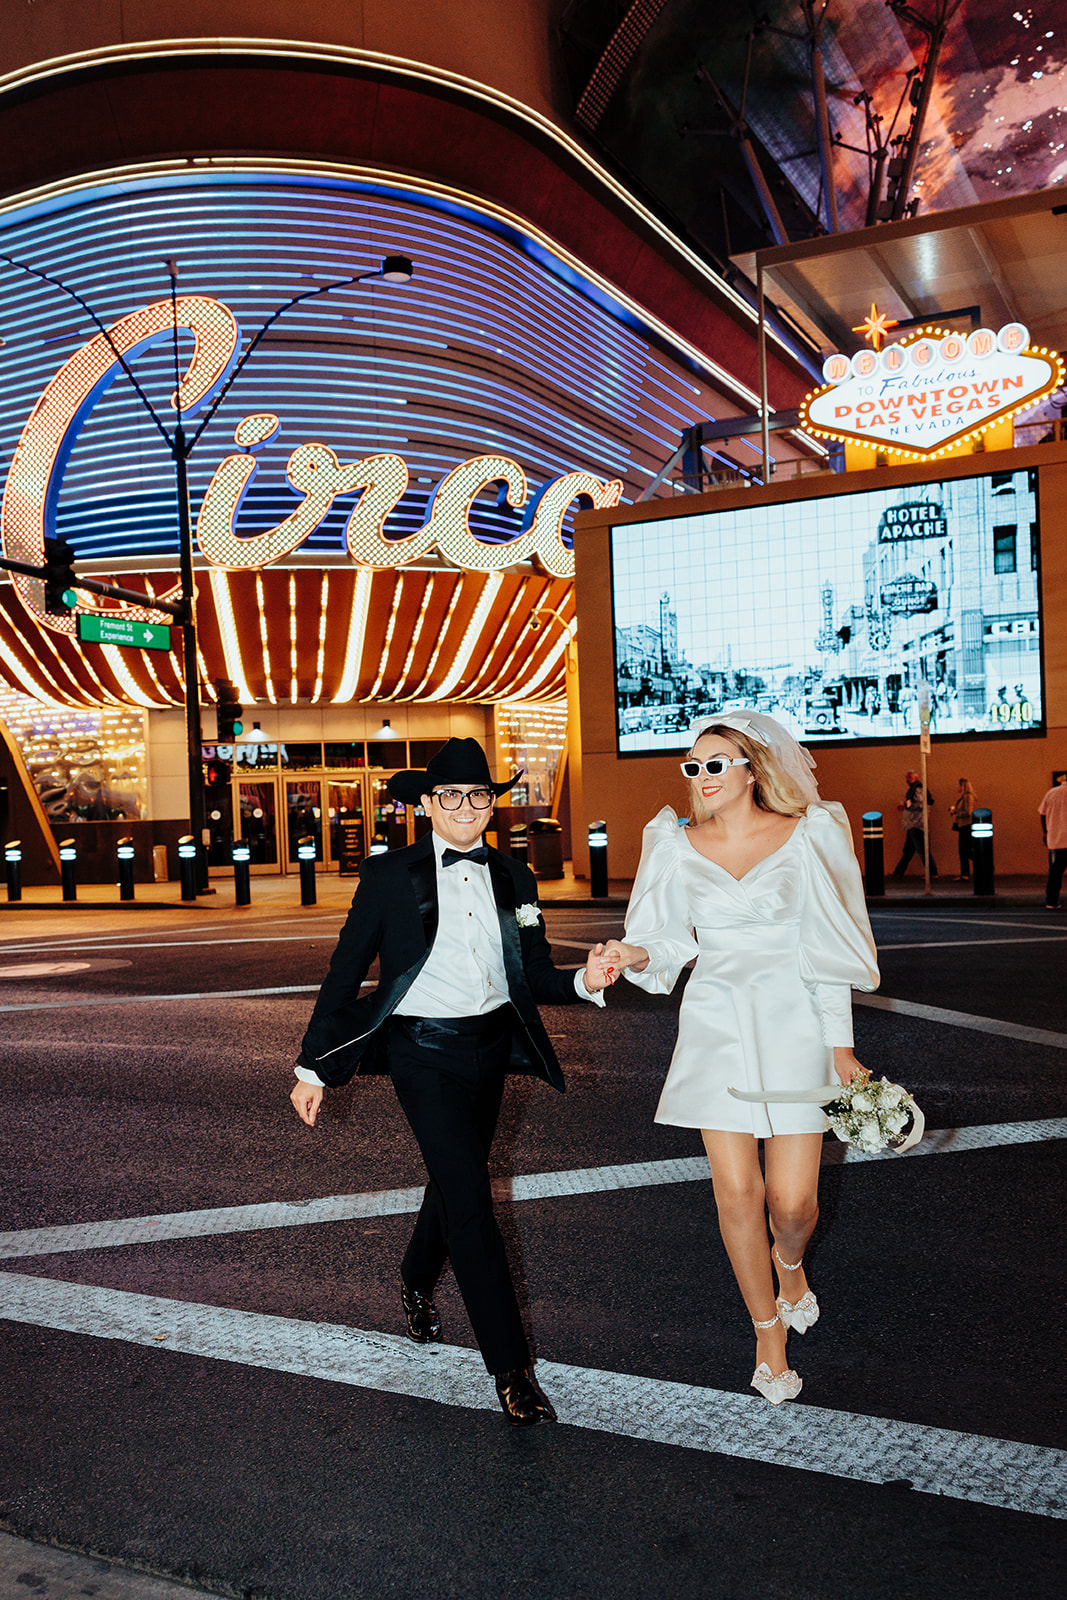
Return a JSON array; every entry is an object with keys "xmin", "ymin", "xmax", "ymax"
[{"xmin": 388, "ymin": 737, "xmax": 521, "ymax": 805}]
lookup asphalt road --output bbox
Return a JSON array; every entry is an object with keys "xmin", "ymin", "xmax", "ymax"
[{"xmin": 0, "ymin": 889, "xmax": 1064, "ymax": 1599}]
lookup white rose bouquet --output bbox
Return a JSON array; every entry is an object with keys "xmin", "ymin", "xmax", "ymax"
[{"xmin": 822, "ymin": 1076, "xmax": 924, "ymax": 1154}]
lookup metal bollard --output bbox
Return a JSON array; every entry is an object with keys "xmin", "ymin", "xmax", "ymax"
[
  {"xmin": 5, "ymin": 840, "xmax": 22, "ymax": 902},
  {"xmin": 971, "ymin": 808, "xmax": 994, "ymax": 895},
  {"xmin": 588, "ymin": 819, "xmax": 608, "ymax": 898},
  {"xmin": 178, "ymin": 835, "xmax": 197, "ymax": 901},
  {"xmin": 298, "ymin": 834, "xmax": 317, "ymax": 906},
  {"xmin": 862, "ymin": 812, "xmax": 885, "ymax": 896},
  {"xmin": 369, "ymin": 833, "xmax": 389, "ymax": 857},
  {"xmin": 117, "ymin": 836, "xmax": 136, "ymax": 901},
  {"xmin": 232, "ymin": 839, "xmax": 251, "ymax": 906},
  {"xmin": 509, "ymin": 823, "xmax": 528, "ymax": 866},
  {"xmin": 59, "ymin": 838, "xmax": 77, "ymax": 902}
]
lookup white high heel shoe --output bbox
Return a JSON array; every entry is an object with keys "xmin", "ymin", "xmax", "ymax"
[
  {"xmin": 750, "ymin": 1314, "xmax": 802, "ymax": 1405},
  {"xmin": 774, "ymin": 1246, "xmax": 820, "ymax": 1334}
]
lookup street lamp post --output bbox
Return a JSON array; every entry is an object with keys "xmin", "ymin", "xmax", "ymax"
[{"xmin": 0, "ymin": 251, "xmax": 414, "ymax": 891}]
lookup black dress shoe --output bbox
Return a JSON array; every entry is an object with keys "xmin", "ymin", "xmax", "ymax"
[
  {"xmin": 493, "ymin": 1365, "xmax": 557, "ymax": 1427},
  {"xmin": 401, "ymin": 1279, "xmax": 442, "ymax": 1344}
]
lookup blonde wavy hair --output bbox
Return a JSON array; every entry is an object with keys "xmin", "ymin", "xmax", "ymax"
[{"xmin": 685, "ymin": 724, "xmax": 811, "ymax": 822}]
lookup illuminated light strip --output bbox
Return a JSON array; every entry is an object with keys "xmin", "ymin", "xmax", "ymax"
[
  {"xmin": 0, "ymin": 151, "xmax": 774, "ymax": 405},
  {"xmin": 366, "ymin": 573, "xmax": 407, "ymax": 701},
  {"xmin": 0, "ymin": 602, "xmax": 116, "ymax": 708},
  {"xmin": 254, "ymin": 573, "xmax": 277, "ymax": 706},
  {"xmin": 0, "ymin": 634, "xmax": 66, "ymax": 707},
  {"xmin": 461, "ymin": 587, "xmax": 533, "ymax": 699},
  {"xmin": 208, "ymin": 570, "xmax": 254, "ymax": 704},
  {"xmin": 474, "ymin": 596, "xmax": 571, "ymax": 700},
  {"xmin": 392, "ymin": 577, "xmax": 464, "ymax": 702},
  {"xmin": 331, "ymin": 567, "xmax": 373, "ymax": 703},
  {"xmin": 311, "ymin": 570, "xmax": 329, "ymax": 703},
  {"xmin": 99, "ymin": 645, "xmax": 163, "ymax": 709},
  {"xmin": 144, "ymin": 577, "xmax": 186, "ymax": 706},
  {"xmin": 385, "ymin": 576, "xmax": 435, "ymax": 700},
  {"xmin": 487, "ymin": 620, "xmax": 571, "ymax": 704},
  {"xmin": 288, "ymin": 571, "xmax": 298, "ymax": 703},
  {"xmin": 425, "ymin": 573, "xmax": 502, "ymax": 701}
]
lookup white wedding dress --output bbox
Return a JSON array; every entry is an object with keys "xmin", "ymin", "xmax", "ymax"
[{"xmin": 623, "ymin": 803, "xmax": 880, "ymax": 1136}]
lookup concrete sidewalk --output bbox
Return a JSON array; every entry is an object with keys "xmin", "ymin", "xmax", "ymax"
[{"xmin": 0, "ymin": 861, "xmax": 1054, "ymax": 920}]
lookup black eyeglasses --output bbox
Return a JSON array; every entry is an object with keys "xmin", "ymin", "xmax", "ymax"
[
  {"xmin": 431, "ymin": 787, "xmax": 494, "ymax": 810},
  {"xmin": 680, "ymin": 757, "xmax": 750, "ymax": 778}
]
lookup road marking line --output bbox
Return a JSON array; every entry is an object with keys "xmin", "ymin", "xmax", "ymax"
[
  {"xmin": 876, "ymin": 936, "xmax": 1067, "ymax": 951},
  {"xmin": 2, "ymin": 1123, "xmax": 1062, "ymax": 1262},
  {"xmin": 855, "ymin": 994, "xmax": 1067, "ymax": 1049},
  {"xmin": 0, "ymin": 1273, "xmax": 1061, "ymax": 1519}
]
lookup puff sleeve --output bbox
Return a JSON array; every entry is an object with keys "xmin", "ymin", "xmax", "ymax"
[
  {"xmin": 622, "ymin": 807, "xmax": 700, "ymax": 995},
  {"xmin": 798, "ymin": 802, "xmax": 880, "ymax": 1046}
]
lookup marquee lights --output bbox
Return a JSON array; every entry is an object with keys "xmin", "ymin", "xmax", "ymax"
[
  {"xmin": 800, "ymin": 321, "xmax": 1064, "ymax": 460},
  {"xmin": 1, "ymin": 295, "xmax": 239, "ymax": 633},
  {"xmin": 1, "ymin": 295, "xmax": 623, "ymax": 637}
]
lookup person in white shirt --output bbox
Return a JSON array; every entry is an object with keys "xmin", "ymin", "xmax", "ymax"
[
  {"xmin": 1039, "ymin": 772, "xmax": 1067, "ymax": 910},
  {"xmin": 290, "ymin": 738, "xmax": 613, "ymax": 1425}
]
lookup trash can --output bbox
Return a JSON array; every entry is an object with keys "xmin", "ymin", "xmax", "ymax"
[
  {"xmin": 528, "ymin": 816, "xmax": 564, "ymax": 877},
  {"xmin": 152, "ymin": 844, "xmax": 169, "ymax": 883}
]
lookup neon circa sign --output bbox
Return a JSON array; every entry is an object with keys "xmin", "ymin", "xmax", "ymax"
[
  {"xmin": 1, "ymin": 297, "xmax": 622, "ymax": 636},
  {"xmin": 801, "ymin": 321, "xmax": 1064, "ymax": 460}
]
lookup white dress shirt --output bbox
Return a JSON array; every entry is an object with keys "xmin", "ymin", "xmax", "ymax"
[{"xmin": 295, "ymin": 831, "xmax": 601, "ymax": 1085}]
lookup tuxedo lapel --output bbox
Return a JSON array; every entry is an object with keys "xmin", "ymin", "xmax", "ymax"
[
  {"xmin": 487, "ymin": 853, "xmax": 526, "ymax": 997},
  {"xmin": 406, "ymin": 835, "xmax": 439, "ymax": 954}
]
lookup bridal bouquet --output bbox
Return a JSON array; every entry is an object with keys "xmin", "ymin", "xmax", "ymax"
[{"xmin": 822, "ymin": 1076, "xmax": 924, "ymax": 1154}]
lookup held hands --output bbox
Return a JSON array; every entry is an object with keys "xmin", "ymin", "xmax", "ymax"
[
  {"xmin": 290, "ymin": 1080, "xmax": 324, "ymax": 1127},
  {"xmin": 582, "ymin": 943, "xmax": 614, "ymax": 992},
  {"xmin": 832, "ymin": 1048, "xmax": 870, "ymax": 1087},
  {"xmin": 602, "ymin": 940, "xmax": 650, "ymax": 975}
]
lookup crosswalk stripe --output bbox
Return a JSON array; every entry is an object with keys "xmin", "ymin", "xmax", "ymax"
[
  {"xmin": 855, "ymin": 993, "xmax": 1067, "ymax": 1049},
  {"xmin": 2, "ymin": 1121, "xmax": 1063, "ymax": 1262},
  {"xmin": 0, "ymin": 1272, "xmax": 1061, "ymax": 1520}
]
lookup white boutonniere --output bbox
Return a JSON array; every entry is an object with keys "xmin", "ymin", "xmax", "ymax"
[{"xmin": 515, "ymin": 903, "xmax": 541, "ymax": 928}]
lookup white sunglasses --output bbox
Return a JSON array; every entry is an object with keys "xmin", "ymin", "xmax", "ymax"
[{"xmin": 680, "ymin": 757, "xmax": 751, "ymax": 778}]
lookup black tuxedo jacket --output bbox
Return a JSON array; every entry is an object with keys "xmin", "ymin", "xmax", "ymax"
[{"xmin": 298, "ymin": 834, "xmax": 583, "ymax": 1090}]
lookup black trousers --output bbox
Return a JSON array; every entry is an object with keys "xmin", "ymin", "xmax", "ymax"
[
  {"xmin": 1047, "ymin": 848, "xmax": 1067, "ymax": 908},
  {"xmin": 388, "ymin": 1011, "xmax": 528, "ymax": 1376},
  {"xmin": 893, "ymin": 827, "xmax": 937, "ymax": 877}
]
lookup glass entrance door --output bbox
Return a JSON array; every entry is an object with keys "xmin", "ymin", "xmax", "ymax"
[
  {"xmin": 237, "ymin": 780, "xmax": 279, "ymax": 870},
  {"xmin": 284, "ymin": 778, "xmax": 323, "ymax": 873},
  {"xmin": 328, "ymin": 781, "xmax": 365, "ymax": 874}
]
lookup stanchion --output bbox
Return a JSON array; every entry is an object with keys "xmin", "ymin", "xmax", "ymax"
[
  {"xmin": 588, "ymin": 819, "xmax": 608, "ymax": 897},
  {"xmin": 232, "ymin": 839, "xmax": 251, "ymax": 906},
  {"xmin": 298, "ymin": 834, "xmax": 317, "ymax": 906},
  {"xmin": 117, "ymin": 837, "xmax": 136, "ymax": 901},
  {"xmin": 59, "ymin": 838, "xmax": 77, "ymax": 902},
  {"xmin": 509, "ymin": 823, "xmax": 528, "ymax": 865},
  {"xmin": 971, "ymin": 808, "xmax": 994, "ymax": 895},
  {"xmin": 178, "ymin": 835, "xmax": 197, "ymax": 902},
  {"xmin": 862, "ymin": 812, "xmax": 884, "ymax": 896},
  {"xmin": 369, "ymin": 833, "xmax": 389, "ymax": 857},
  {"xmin": 5, "ymin": 840, "xmax": 22, "ymax": 903}
]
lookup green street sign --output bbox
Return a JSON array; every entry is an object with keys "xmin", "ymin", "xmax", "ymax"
[{"xmin": 77, "ymin": 614, "xmax": 172, "ymax": 651}]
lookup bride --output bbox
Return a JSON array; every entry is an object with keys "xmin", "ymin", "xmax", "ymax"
[{"xmin": 605, "ymin": 713, "xmax": 879, "ymax": 1403}]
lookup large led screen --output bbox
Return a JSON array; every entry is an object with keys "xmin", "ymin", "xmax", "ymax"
[{"xmin": 611, "ymin": 465, "xmax": 1042, "ymax": 751}]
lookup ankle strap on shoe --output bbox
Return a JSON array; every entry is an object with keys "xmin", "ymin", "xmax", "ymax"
[
  {"xmin": 752, "ymin": 1313, "xmax": 780, "ymax": 1330},
  {"xmin": 773, "ymin": 1245, "xmax": 804, "ymax": 1272}
]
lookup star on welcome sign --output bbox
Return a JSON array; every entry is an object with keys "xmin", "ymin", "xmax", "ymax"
[{"xmin": 852, "ymin": 304, "xmax": 899, "ymax": 351}]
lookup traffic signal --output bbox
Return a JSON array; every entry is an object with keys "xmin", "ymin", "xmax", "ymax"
[
  {"xmin": 42, "ymin": 536, "xmax": 77, "ymax": 616},
  {"xmin": 214, "ymin": 677, "xmax": 244, "ymax": 741},
  {"xmin": 205, "ymin": 757, "xmax": 232, "ymax": 788}
]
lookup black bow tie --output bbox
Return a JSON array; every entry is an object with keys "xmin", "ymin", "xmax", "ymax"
[{"xmin": 441, "ymin": 846, "xmax": 490, "ymax": 867}]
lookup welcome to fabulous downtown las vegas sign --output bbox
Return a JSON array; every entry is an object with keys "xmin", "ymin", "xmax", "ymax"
[{"xmin": 800, "ymin": 309, "xmax": 1063, "ymax": 460}]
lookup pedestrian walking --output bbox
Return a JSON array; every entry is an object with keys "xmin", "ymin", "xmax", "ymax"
[
  {"xmin": 290, "ymin": 737, "xmax": 614, "ymax": 1425},
  {"xmin": 892, "ymin": 769, "xmax": 937, "ymax": 879},
  {"xmin": 1039, "ymin": 771, "xmax": 1067, "ymax": 910},
  {"xmin": 950, "ymin": 778, "xmax": 977, "ymax": 881},
  {"xmin": 602, "ymin": 714, "xmax": 879, "ymax": 1406}
]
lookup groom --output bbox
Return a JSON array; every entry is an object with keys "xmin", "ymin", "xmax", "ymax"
[{"xmin": 290, "ymin": 737, "xmax": 612, "ymax": 1425}]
